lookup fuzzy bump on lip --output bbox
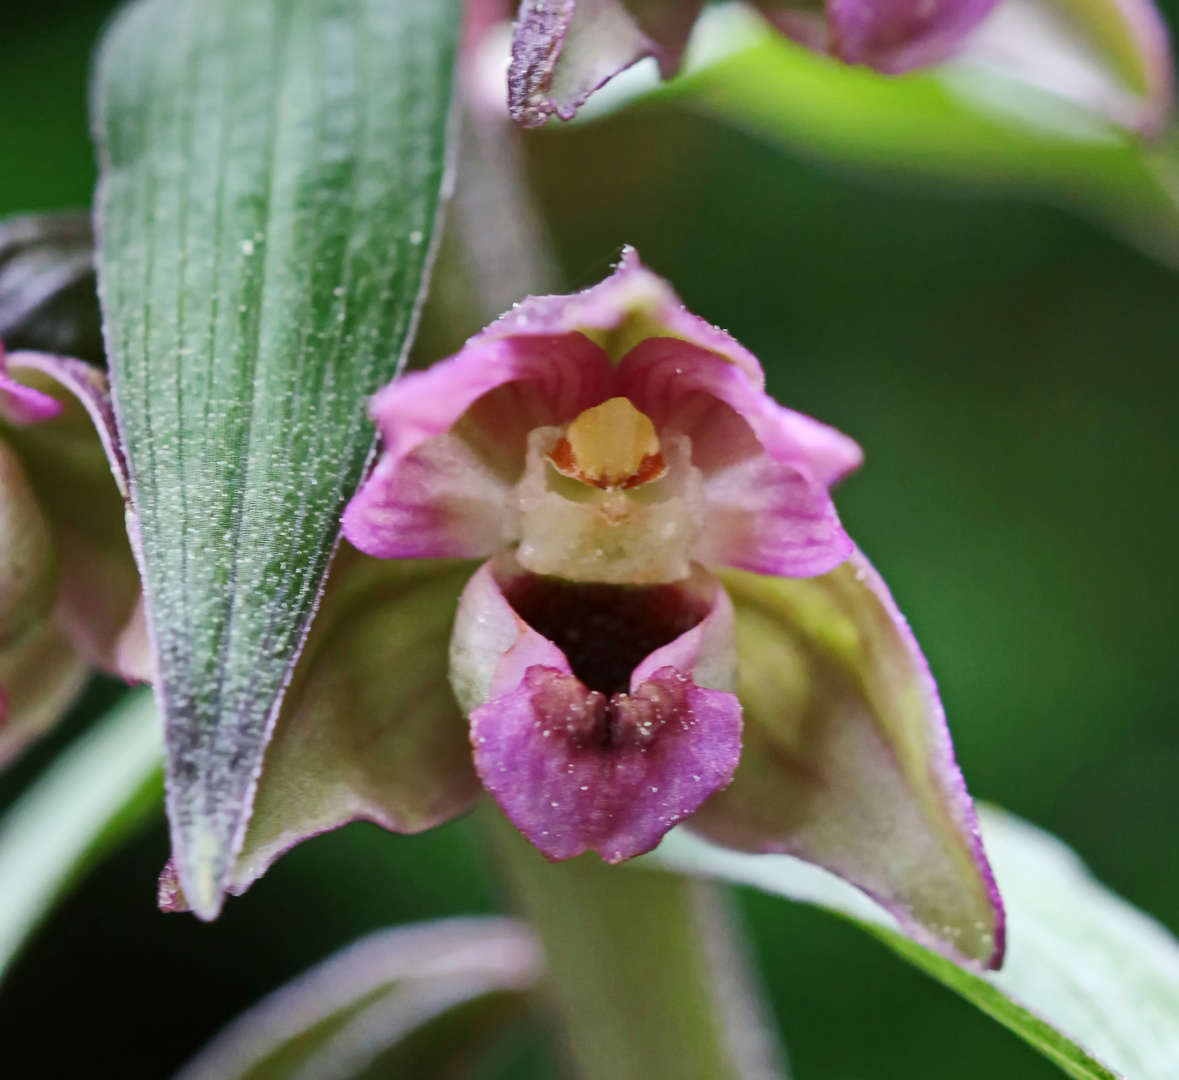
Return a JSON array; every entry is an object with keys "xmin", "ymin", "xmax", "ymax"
[
  {"xmin": 501, "ymin": 572, "xmax": 710, "ymax": 697},
  {"xmin": 526, "ymin": 667, "xmax": 687, "ymax": 750}
]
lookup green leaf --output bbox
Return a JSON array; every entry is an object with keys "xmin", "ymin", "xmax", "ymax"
[
  {"xmin": 648, "ymin": 806, "xmax": 1179, "ymax": 1080},
  {"xmin": 174, "ymin": 917, "xmax": 542, "ymax": 1080},
  {"xmin": 0, "ymin": 688, "xmax": 163, "ymax": 984},
  {"xmin": 92, "ymin": 0, "xmax": 459, "ymax": 917}
]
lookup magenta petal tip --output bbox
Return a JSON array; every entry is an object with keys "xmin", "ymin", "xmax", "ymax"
[
  {"xmin": 0, "ymin": 344, "xmax": 63, "ymax": 425},
  {"xmin": 473, "ymin": 665, "xmax": 742, "ymax": 862}
]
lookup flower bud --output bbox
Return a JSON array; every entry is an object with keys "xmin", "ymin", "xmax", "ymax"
[{"xmin": 0, "ymin": 439, "xmax": 56, "ymax": 647}]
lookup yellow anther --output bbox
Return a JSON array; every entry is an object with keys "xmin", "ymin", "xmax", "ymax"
[{"xmin": 550, "ymin": 397, "xmax": 666, "ymax": 490}]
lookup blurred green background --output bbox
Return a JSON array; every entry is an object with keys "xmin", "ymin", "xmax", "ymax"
[{"xmin": 4, "ymin": 1, "xmax": 1179, "ymax": 1076}]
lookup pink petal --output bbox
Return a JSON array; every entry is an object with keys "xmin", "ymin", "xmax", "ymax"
[
  {"xmin": 341, "ymin": 435, "xmax": 511, "ymax": 559},
  {"xmin": 619, "ymin": 336, "xmax": 859, "ymax": 576},
  {"xmin": 0, "ymin": 343, "xmax": 62, "ymax": 425},
  {"xmin": 454, "ymin": 556, "xmax": 742, "ymax": 862},
  {"xmin": 764, "ymin": 9, "xmax": 832, "ymax": 53},
  {"xmin": 344, "ymin": 335, "xmax": 611, "ymax": 558},
  {"xmin": 828, "ymin": 0, "xmax": 1002, "ymax": 73},
  {"xmin": 6, "ymin": 351, "xmax": 129, "ymax": 494},
  {"xmin": 619, "ymin": 336, "xmax": 862, "ymax": 485},
  {"xmin": 369, "ymin": 335, "xmax": 612, "ymax": 468},
  {"xmin": 625, "ymin": 0, "xmax": 707, "ymax": 79},
  {"xmin": 955, "ymin": 0, "xmax": 1174, "ymax": 137},
  {"xmin": 449, "ymin": 557, "xmax": 570, "ymax": 713},
  {"xmin": 694, "ymin": 451, "xmax": 855, "ymax": 578},
  {"xmin": 480, "ymin": 247, "xmax": 766, "ymax": 383},
  {"xmin": 347, "ymin": 249, "xmax": 859, "ymax": 578},
  {"xmin": 1109, "ymin": 0, "xmax": 1175, "ymax": 135}
]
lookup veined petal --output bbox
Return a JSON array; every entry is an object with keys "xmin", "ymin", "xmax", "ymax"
[
  {"xmin": 619, "ymin": 335, "xmax": 858, "ymax": 577},
  {"xmin": 221, "ymin": 546, "xmax": 483, "ymax": 897},
  {"xmin": 620, "ymin": 336, "xmax": 862, "ymax": 484},
  {"xmin": 453, "ymin": 555, "xmax": 743, "ymax": 862},
  {"xmin": 689, "ymin": 549, "xmax": 1004, "ymax": 968},
  {"xmin": 694, "ymin": 451, "xmax": 854, "ymax": 578},
  {"xmin": 344, "ymin": 335, "xmax": 612, "ymax": 558},
  {"xmin": 342, "ymin": 434, "xmax": 511, "ymax": 560}
]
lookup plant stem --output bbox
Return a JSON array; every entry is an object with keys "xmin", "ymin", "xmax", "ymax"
[{"xmin": 479, "ymin": 802, "xmax": 787, "ymax": 1080}]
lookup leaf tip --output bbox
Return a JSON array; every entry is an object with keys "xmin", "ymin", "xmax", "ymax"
[{"xmin": 177, "ymin": 830, "xmax": 230, "ymax": 921}]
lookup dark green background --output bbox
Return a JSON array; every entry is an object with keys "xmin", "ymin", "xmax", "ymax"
[{"xmin": 3, "ymin": 1, "xmax": 1178, "ymax": 1076}]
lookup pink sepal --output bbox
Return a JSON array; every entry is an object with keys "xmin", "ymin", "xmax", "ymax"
[{"xmin": 0, "ymin": 343, "xmax": 62, "ymax": 426}]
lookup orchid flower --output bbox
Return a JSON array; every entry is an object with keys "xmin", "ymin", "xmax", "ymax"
[
  {"xmin": 0, "ymin": 341, "xmax": 145, "ymax": 765},
  {"xmin": 505, "ymin": 0, "xmax": 1174, "ymax": 136},
  {"xmin": 507, "ymin": 0, "xmax": 1003, "ymax": 125},
  {"xmin": 213, "ymin": 250, "xmax": 1003, "ymax": 967}
]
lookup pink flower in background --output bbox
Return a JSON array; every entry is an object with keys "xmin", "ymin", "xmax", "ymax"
[
  {"xmin": 506, "ymin": 0, "xmax": 1000, "ymax": 125},
  {"xmin": 504, "ymin": 0, "xmax": 1174, "ymax": 135}
]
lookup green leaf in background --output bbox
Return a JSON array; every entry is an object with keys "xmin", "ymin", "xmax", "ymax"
[
  {"xmin": 579, "ymin": 5, "xmax": 1179, "ymax": 269},
  {"xmin": 173, "ymin": 917, "xmax": 542, "ymax": 1080},
  {"xmin": 92, "ymin": 0, "xmax": 459, "ymax": 918},
  {"xmin": 0, "ymin": 688, "xmax": 162, "ymax": 985},
  {"xmin": 648, "ymin": 806, "xmax": 1179, "ymax": 1080}
]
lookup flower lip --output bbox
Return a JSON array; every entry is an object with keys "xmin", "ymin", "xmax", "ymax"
[
  {"xmin": 500, "ymin": 566, "xmax": 713, "ymax": 697},
  {"xmin": 455, "ymin": 555, "xmax": 744, "ymax": 863}
]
